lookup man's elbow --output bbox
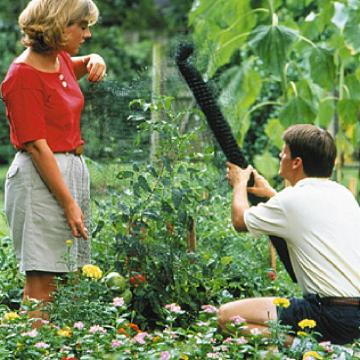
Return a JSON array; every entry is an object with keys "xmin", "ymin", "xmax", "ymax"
[{"xmin": 232, "ymin": 217, "xmax": 248, "ymax": 232}]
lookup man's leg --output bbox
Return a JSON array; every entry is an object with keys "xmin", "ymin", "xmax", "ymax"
[{"xmin": 218, "ymin": 297, "xmax": 294, "ymax": 346}]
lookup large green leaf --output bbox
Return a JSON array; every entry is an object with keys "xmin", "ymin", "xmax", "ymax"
[
  {"xmin": 254, "ymin": 151, "xmax": 279, "ymax": 180},
  {"xmin": 249, "ymin": 25, "xmax": 297, "ymax": 76},
  {"xmin": 316, "ymin": 99, "xmax": 335, "ymax": 128},
  {"xmin": 309, "ymin": 47, "xmax": 336, "ymax": 90},
  {"xmin": 343, "ymin": 8, "xmax": 360, "ymax": 53},
  {"xmin": 218, "ymin": 61, "xmax": 262, "ymax": 144},
  {"xmin": 337, "ymin": 99, "xmax": 359, "ymax": 126},
  {"xmin": 264, "ymin": 118, "xmax": 285, "ymax": 150},
  {"xmin": 344, "ymin": 74, "xmax": 360, "ymax": 100},
  {"xmin": 279, "ymin": 96, "xmax": 316, "ymax": 127}
]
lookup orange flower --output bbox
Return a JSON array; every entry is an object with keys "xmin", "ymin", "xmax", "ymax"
[
  {"xmin": 127, "ymin": 323, "xmax": 141, "ymax": 333},
  {"xmin": 117, "ymin": 328, "xmax": 128, "ymax": 336}
]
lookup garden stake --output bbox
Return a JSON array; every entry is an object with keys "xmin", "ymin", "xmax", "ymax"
[
  {"xmin": 187, "ymin": 216, "xmax": 196, "ymax": 252},
  {"xmin": 175, "ymin": 43, "xmax": 297, "ymax": 283}
]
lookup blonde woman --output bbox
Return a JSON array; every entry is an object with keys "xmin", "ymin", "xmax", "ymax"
[{"xmin": 1, "ymin": 0, "xmax": 106, "ymax": 322}]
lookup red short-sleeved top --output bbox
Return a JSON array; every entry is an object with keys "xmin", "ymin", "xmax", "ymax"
[{"xmin": 1, "ymin": 51, "xmax": 84, "ymax": 152}]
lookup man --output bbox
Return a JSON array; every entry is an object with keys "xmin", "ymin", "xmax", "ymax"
[{"xmin": 218, "ymin": 124, "xmax": 360, "ymax": 345}]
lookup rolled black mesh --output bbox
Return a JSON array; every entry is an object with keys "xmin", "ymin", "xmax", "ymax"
[{"xmin": 175, "ymin": 43, "xmax": 297, "ymax": 283}]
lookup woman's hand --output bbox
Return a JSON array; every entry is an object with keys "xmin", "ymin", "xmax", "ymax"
[
  {"xmin": 85, "ymin": 54, "xmax": 106, "ymax": 82},
  {"xmin": 63, "ymin": 200, "xmax": 88, "ymax": 239}
]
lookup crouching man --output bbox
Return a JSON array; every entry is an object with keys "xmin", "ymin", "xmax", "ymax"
[{"xmin": 218, "ymin": 124, "xmax": 360, "ymax": 345}]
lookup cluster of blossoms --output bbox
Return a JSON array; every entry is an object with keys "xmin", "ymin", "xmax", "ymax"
[
  {"xmin": 2, "ymin": 311, "xmax": 20, "ymax": 322},
  {"xmin": 82, "ymin": 264, "xmax": 103, "ymax": 279},
  {"xmin": 164, "ymin": 303, "xmax": 184, "ymax": 314}
]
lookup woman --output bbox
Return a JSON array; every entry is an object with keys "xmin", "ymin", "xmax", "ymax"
[{"xmin": 1, "ymin": 0, "xmax": 106, "ymax": 321}]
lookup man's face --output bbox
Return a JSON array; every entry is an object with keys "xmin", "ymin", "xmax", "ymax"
[{"xmin": 279, "ymin": 144, "xmax": 293, "ymax": 180}]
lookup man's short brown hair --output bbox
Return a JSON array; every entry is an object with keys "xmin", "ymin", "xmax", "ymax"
[{"xmin": 283, "ymin": 124, "xmax": 336, "ymax": 177}]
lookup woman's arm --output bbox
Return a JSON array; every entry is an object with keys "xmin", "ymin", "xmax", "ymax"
[
  {"xmin": 71, "ymin": 54, "xmax": 106, "ymax": 82},
  {"xmin": 24, "ymin": 139, "xmax": 88, "ymax": 239}
]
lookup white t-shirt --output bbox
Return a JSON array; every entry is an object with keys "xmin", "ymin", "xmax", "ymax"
[{"xmin": 244, "ymin": 178, "xmax": 360, "ymax": 297}]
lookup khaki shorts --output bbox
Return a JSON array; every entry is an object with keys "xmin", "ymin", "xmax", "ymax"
[{"xmin": 4, "ymin": 152, "xmax": 91, "ymax": 273}]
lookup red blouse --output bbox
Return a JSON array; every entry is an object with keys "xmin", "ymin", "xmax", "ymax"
[{"xmin": 1, "ymin": 51, "xmax": 84, "ymax": 152}]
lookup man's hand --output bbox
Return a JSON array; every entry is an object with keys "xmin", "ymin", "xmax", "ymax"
[
  {"xmin": 226, "ymin": 162, "xmax": 253, "ymax": 188},
  {"xmin": 247, "ymin": 169, "xmax": 277, "ymax": 198}
]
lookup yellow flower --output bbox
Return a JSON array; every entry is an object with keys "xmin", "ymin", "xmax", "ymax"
[
  {"xmin": 57, "ymin": 326, "xmax": 72, "ymax": 337},
  {"xmin": 82, "ymin": 264, "xmax": 103, "ymax": 280},
  {"xmin": 3, "ymin": 312, "xmax": 20, "ymax": 321},
  {"xmin": 180, "ymin": 356, "xmax": 189, "ymax": 360},
  {"xmin": 152, "ymin": 336, "xmax": 161, "ymax": 343},
  {"xmin": 297, "ymin": 331, "xmax": 308, "ymax": 337},
  {"xmin": 298, "ymin": 319, "xmax": 317, "ymax": 329},
  {"xmin": 272, "ymin": 297, "xmax": 290, "ymax": 308},
  {"xmin": 65, "ymin": 239, "xmax": 73, "ymax": 247},
  {"xmin": 303, "ymin": 351, "xmax": 323, "ymax": 360}
]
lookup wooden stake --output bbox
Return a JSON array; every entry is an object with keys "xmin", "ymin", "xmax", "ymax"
[
  {"xmin": 269, "ymin": 241, "xmax": 277, "ymax": 271},
  {"xmin": 187, "ymin": 217, "xmax": 196, "ymax": 252}
]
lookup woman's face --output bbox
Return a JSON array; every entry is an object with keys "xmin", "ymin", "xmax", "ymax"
[{"xmin": 63, "ymin": 21, "xmax": 91, "ymax": 55}]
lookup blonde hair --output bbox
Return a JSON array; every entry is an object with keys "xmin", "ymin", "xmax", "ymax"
[{"xmin": 19, "ymin": 0, "xmax": 99, "ymax": 53}]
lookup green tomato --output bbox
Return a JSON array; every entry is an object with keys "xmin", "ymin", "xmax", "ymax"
[
  {"xmin": 104, "ymin": 272, "xmax": 127, "ymax": 292},
  {"xmin": 120, "ymin": 288, "xmax": 133, "ymax": 304}
]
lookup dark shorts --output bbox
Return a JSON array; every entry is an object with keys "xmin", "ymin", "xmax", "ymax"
[{"xmin": 277, "ymin": 294, "xmax": 360, "ymax": 345}]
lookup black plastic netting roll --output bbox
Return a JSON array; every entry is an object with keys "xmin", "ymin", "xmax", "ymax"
[{"xmin": 175, "ymin": 43, "xmax": 297, "ymax": 283}]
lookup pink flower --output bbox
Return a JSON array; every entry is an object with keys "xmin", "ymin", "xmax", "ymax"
[
  {"xmin": 164, "ymin": 303, "xmax": 183, "ymax": 314},
  {"xmin": 230, "ymin": 315, "xmax": 245, "ymax": 325},
  {"xmin": 133, "ymin": 332, "xmax": 150, "ymax": 344},
  {"xmin": 250, "ymin": 328, "xmax": 261, "ymax": 336},
  {"xmin": 73, "ymin": 321, "xmax": 84, "ymax": 330},
  {"xmin": 89, "ymin": 325, "xmax": 106, "ymax": 334},
  {"xmin": 111, "ymin": 339, "xmax": 123, "ymax": 348},
  {"xmin": 160, "ymin": 351, "xmax": 171, "ymax": 360},
  {"xmin": 197, "ymin": 321, "xmax": 209, "ymax": 327},
  {"xmin": 223, "ymin": 337, "xmax": 233, "ymax": 343},
  {"xmin": 201, "ymin": 305, "xmax": 218, "ymax": 314},
  {"xmin": 235, "ymin": 336, "xmax": 248, "ymax": 344},
  {"xmin": 207, "ymin": 353, "xmax": 221, "ymax": 359},
  {"xmin": 34, "ymin": 342, "xmax": 50, "ymax": 349},
  {"xmin": 21, "ymin": 329, "xmax": 38, "ymax": 337},
  {"xmin": 113, "ymin": 297, "xmax": 125, "ymax": 307}
]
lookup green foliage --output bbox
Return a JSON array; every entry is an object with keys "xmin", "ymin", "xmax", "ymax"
[{"xmin": 190, "ymin": 0, "xmax": 360, "ymax": 182}]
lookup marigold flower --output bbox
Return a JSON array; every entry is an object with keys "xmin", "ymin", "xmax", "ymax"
[
  {"xmin": 57, "ymin": 327, "xmax": 72, "ymax": 337},
  {"xmin": 273, "ymin": 297, "xmax": 290, "ymax": 308},
  {"xmin": 65, "ymin": 239, "xmax": 73, "ymax": 247},
  {"xmin": 303, "ymin": 351, "xmax": 323, "ymax": 360},
  {"xmin": 117, "ymin": 327, "xmax": 128, "ymax": 336},
  {"xmin": 127, "ymin": 323, "xmax": 141, "ymax": 333},
  {"xmin": 153, "ymin": 335, "xmax": 161, "ymax": 343},
  {"xmin": 82, "ymin": 264, "xmax": 103, "ymax": 280},
  {"xmin": 180, "ymin": 356, "xmax": 189, "ymax": 360},
  {"xmin": 3, "ymin": 311, "xmax": 20, "ymax": 321},
  {"xmin": 129, "ymin": 274, "xmax": 146, "ymax": 287},
  {"xmin": 298, "ymin": 319, "xmax": 317, "ymax": 329},
  {"xmin": 297, "ymin": 331, "xmax": 308, "ymax": 337}
]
